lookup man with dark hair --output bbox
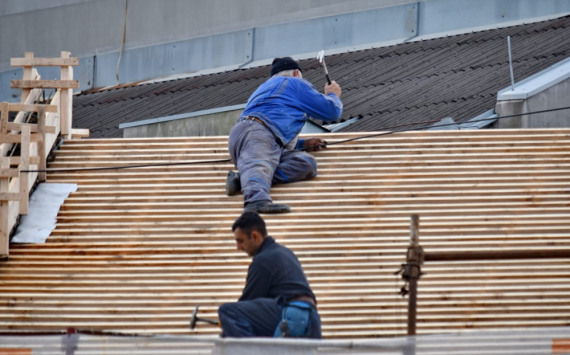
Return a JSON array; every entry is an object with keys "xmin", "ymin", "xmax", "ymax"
[
  {"xmin": 226, "ymin": 56, "xmax": 343, "ymax": 214},
  {"xmin": 218, "ymin": 212, "xmax": 321, "ymax": 338}
]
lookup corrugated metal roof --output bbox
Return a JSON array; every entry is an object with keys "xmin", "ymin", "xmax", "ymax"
[
  {"xmin": 2, "ymin": 128, "xmax": 570, "ymax": 337},
  {"xmin": 73, "ymin": 16, "xmax": 570, "ymax": 138}
]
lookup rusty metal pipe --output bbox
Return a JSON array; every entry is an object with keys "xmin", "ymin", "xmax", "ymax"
[{"xmin": 425, "ymin": 249, "xmax": 570, "ymax": 262}]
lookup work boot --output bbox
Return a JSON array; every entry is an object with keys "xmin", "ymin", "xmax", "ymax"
[
  {"xmin": 225, "ymin": 171, "xmax": 241, "ymax": 196},
  {"xmin": 244, "ymin": 200, "xmax": 291, "ymax": 214}
]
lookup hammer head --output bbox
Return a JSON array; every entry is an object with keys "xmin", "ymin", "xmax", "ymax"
[
  {"xmin": 189, "ymin": 303, "xmax": 201, "ymax": 330},
  {"xmin": 317, "ymin": 50, "xmax": 325, "ymax": 63}
]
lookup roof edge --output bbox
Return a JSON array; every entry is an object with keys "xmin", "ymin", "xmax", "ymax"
[{"xmin": 497, "ymin": 56, "xmax": 570, "ymax": 101}]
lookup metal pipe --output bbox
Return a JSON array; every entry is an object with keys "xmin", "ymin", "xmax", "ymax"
[
  {"xmin": 508, "ymin": 35, "xmax": 515, "ymax": 91},
  {"xmin": 407, "ymin": 215, "xmax": 420, "ymax": 337},
  {"xmin": 425, "ymin": 249, "xmax": 570, "ymax": 262}
]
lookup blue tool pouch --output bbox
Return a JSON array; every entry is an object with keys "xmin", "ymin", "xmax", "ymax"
[{"xmin": 273, "ymin": 301, "xmax": 312, "ymax": 338}]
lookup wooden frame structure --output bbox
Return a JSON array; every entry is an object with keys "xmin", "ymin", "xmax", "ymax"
[{"xmin": 0, "ymin": 52, "xmax": 84, "ymax": 260}]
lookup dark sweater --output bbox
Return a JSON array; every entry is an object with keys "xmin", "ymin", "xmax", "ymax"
[{"xmin": 239, "ymin": 237, "xmax": 315, "ymax": 302}]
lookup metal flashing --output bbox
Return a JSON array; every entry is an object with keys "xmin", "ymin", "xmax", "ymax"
[
  {"xmin": 428, "ymin": 109, "xmax": 498, "ymax": 130},
  {"xmin": 460, "ymin": 109, "xmax": 498, "ymax": 129},
  {"xmin": 497, "ymin": 57, "xmax": 570, "ymax": 101},
  {"xmin": 118, "ymin": 104, "xmax": 247, "ymax": 129},
  {"xmin": 324, "ymin": 116, "xmax": 362, "ymax": 132}
]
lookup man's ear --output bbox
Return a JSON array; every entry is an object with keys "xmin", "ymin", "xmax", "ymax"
[{"xmin": 251, "ymin": 230, "xmax": 263, "ymax": 245}]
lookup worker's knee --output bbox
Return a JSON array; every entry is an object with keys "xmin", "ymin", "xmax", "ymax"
[
  {"xmin": 218, "ymin": 303, "xmax": 235, "ymax": 319},
  {"xmin": 295, "ymin": 153, "xmax": 318, "ymax": 178}
]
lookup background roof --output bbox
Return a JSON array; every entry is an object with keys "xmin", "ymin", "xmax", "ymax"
[{"xmin": 73, "ymin": 15, "xmax": 570, "ymax": 138}]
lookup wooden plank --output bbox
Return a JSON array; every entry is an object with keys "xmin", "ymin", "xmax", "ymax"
[
  {"xmin": 0, "ymin": 103, "xmax": 7, "ymax": 134},
  {"xmin": 7, "ymin": 104, "xmax": 58, "ymax": 113},
  {"xmin": 0, "ymin": 158, "xmax": 10, "ymax": 258},
  {"xmin": 0, "ymin": 350, "xmax": 32, "ymax": 355},
  {"xmin": 5, "ymin": 123, "xmax": 56, "ymax": 134},
  {"xmin": 0, "ymin": 134, "xmax": 41, "ymax": 143},
  {"xmin": 19, "ymin": 125, "xmax": 30, "ymax": 215},
  {"xmin": 20, "ymin": 52, "xmax": 33, "ymax": 105},
  {"xmin": 10, "ymin": 80, "xmax": 79, "ymax": 89},
  {"xmin": 0, "ymin": 170, "xmax": 19, "ymax": 178},
  {"xmin": 9, "ymin": 156, "xmax": 40, "ymax": 165},
  {"xmin": 60, "ymin": 51, "xmax": 73, "ymax": 139},
  {"xmin": 0, "ymin": 193, "xmax": 20, "ymax": 201},
  {"xmin": 11, "ymin": 57, "xmax": 79, "ymax": 67},
  {"xmin": 37, "ymin": 106, "xmax": 46, "ymax": 182},
  {"xmin": 71, "ymin": 128, "xmax": 90, "ymax": 138}
]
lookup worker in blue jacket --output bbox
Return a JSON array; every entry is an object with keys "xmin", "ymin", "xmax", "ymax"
[
  {"xmin": 226, "ymin": 56, "xmax": 343, "ymax": 214},
  {"xmin": 218, "ymin": 212, "xmax": 321, "ymax": 338}
]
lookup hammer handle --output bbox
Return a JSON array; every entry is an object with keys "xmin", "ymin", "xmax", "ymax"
[{"xmin": 325, "ymin": 74, "xmax": 332, "ymax": 85}]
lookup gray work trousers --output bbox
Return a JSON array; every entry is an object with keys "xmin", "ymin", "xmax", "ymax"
[{"xmin": 228, "ymin": 120, "xmax": 318, "ymax": 204}]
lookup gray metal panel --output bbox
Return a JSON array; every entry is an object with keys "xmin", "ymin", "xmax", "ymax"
[
  {"xmin": 254, "ymin": 3, "xmax": 417, "ymax": 60},
  {"xmin": 0, "ymin": 0, "xmax": 91, "ymax": 16},
  {"xmin": 95, "ymin": 30, "xmax": 253, "ymax": 89},
  {"xmin": 119, "ymin": 104, "xmax": 247, "ymax": 129},
  {"xmin": 419, "ymin": 0, "xmax": 570, "ymax": 35},
  {"xmin": 0, "ymin": 0, "xmax": 125, "ymax": 72},
  {"xmin": 0, "ymin": 0, "xmax": 415, "ymax": 71},
  {"xmin": 300, "ymin": 120, "xmax": 329, "ymax": 134}
]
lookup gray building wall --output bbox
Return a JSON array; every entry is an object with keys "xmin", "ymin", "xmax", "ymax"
[
  {"xmin": 495, "ymin": 77, "xmax": 570, "ymax": 129},
  {"xmin": 2, "ymin": 0, "xmax": 570, "ymax": 102}
]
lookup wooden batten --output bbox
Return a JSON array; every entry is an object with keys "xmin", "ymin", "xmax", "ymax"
[
  {"xmin": 5, "ymin": 123, "xmax": 56, "ymax": 134},
  {"xmin": 37, "ymin": 106, "xmax": 47, "ymax": 182},
  {"xmin": 0, "ymin": 129, "xmax": 569, "ymax": 338},
  {"xmin": 0, "ymin": 102, "xmax": 7, "ymax": 134},
  {"xmin": 71, "ymin": 128, "xmax": 90, "ymax": 139},
  {"xmin": 0, "ymin": 158, "xmax": 9, "ymax": 258},
  {"xmin": 10, "ymin": 80, "xmax": 79, "ymax": 89},
  {"xmin": 20, "ymin": 52, "xmax": 33, "ymax": 106},
  {"xmin": 11, "ymin": 57, "xmax": 79, "ymax": 67},
  {"xmin": 60, "ymin": 51, "xmax": 73, "ymax": 139},
  {"xmin": 7, "ymin": 104, "xmax": 58, "ymax": 113},
  {"xmin": 0, "ymin": 134, "xmax": 41, "ymax": 143},
  {"xmin": 18, "ymin": 126, "xmax": 30, "ymax": 215}
]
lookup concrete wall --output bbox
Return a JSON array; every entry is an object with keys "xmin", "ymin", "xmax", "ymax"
[
  {"xmin": 2, "ymin": 0, "xmax": 570, "ymax": 102},
  {"xmin": 495, "ymin": 77, "xmax": 570, "ymax": 129},
  {"xmin": 123, "ymin": 109, "xmax": 242, "ymax": 138}
]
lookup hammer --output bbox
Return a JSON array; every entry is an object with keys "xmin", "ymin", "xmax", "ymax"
[
  {"xmin": 189, "ymin": 304, "xmax": 220, "ymax": 330},
  {"xmin": 317, "ymin": 50, "xmax": 332, "ymax": 85}
]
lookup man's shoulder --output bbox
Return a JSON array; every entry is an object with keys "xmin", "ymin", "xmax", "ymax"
[{"xmin": 258, "ymin": 241, "xmax": 296, "ymax": 264}]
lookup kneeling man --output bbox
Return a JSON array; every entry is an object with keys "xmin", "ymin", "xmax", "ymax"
[{"xmin": 218, "ymin": 212, "xmax": 321, "ymax": 338}]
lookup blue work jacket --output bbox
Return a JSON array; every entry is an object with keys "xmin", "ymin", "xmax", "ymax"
[{"xmin": 240, "ymin": 76, "xmax": 343, "ymax": 146}]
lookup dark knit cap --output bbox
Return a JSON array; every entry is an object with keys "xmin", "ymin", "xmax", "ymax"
[{"xmin": 270, "ymin": 57, "xmax": 302, "ymax": 76}]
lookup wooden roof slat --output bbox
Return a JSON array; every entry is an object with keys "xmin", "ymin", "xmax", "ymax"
[{"xmin": 2, "ymin": 130, "xmax": 570, "ymax": 337}]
